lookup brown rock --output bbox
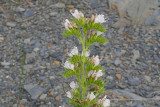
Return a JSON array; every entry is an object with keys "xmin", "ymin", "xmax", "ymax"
[{"xmin": 55, "ymin": 94, "xmax": 61, "ymax": 101}]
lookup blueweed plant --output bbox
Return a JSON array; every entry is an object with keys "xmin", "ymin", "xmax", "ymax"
[{"xmin": 62, "ymin": 10, "xmax": 110, "ymax": 107}]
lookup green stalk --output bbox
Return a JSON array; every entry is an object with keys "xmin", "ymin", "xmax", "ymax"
[{"xmin": 81, "ymin": 30, "xmax": 87, "ymax": 104}]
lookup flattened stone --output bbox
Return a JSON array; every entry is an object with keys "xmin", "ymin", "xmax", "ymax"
[
  {"xmin": 128, "ymin": 78, "xmax": 141, "ymax": 86},
  {"xmin": 6, "ymin": 22, "xmax": 16, "ymax": 27},
  {"xmin": 24, "ymin": 84, "xmax": 45, "ymax": 99}
]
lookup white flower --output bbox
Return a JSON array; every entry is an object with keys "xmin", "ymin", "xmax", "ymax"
[
  {"xmin": 64, "ymin": 61, "xmax": 74, "ymax": 70},
  {"xmin": 87, "ymin": 92, "xmax": 96, "ymax": 100},
  {"xmin": 85, "ymin": 51, "xmax": 90, "ymax": 57},
  {"xmin": 93, "ymin": 55, "xmax": 100, "ymax": 66},
  {"xmin": 68, "ymin": 46, "xmax": 78, "ymax": 57},
  {"xmin": 95, "ymin": 70, "xmax": 103, "ymax": 80},
  {"xmin": 66, "ymin": 91, "xmax": 72, "ymax": 98},
  {"xmin": 64, "ymin": 19, "xmax": 71, "ymax": 30},
  {"xmin": 88, "ymin": 70, "xmax": 93, "ymax": 77},
  {"xmin": 97, "ymin": 31, "xmax": 103, "ymax": 36},
  {"xmin": 71, "ymin": 9, "xmax": 84, "ymax": 19},
  {"xmin": 70, "ymin": 81, "xmax": 77, "ymax": 89},
  {"xmin": 94, "ymin": 14, "xmax": 106, "ymax": 23},
  {"xmin": 82, "ymin": 50, "xmax": 90, "ymax": 57},
  {"xmin": 103, "ymin": 99, "xmax": 110, "ymax": 107}
]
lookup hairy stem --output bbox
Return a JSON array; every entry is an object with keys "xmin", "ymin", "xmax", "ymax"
[{"xmin": 81, "ymin": 30, "xmax": 87, "ymax": 104}]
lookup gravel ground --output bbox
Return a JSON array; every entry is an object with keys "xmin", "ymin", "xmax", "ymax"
[{"xmin": 0, "ymin": 0, "xmax": 160, "ymax": 107}]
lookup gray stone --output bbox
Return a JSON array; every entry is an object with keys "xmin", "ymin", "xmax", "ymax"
[
  {"xmin": 0, "ymin": 36, "xmax": 4, "ymax": 41},
  {"xmin": 128, "ymin": 78, "xmax": 141, "ymax": 86},
  {"xmin": 135, "ymin": 102, "xmax": 143, "ymax": 107},
  {"xmin": 144, "ymin": 76, "xmax": 151, "ymax": 82},
  {"xmin": 111, "ymin": 89, "xmax": 147, "ymax": 100},
  {"xmin": 24, "ymin": 84, "xmax": 45, "ymax": 99},
  {"xmin": 145, "ymin": 9, "xmax": 160, "ymax": 25},
  {"xmin": 16, "ymin": 6, "xmax": 25, "ymax": 12},
  {"xmin": 6, "ymin": 22, "xmax": 16, "ymax": 27},
  {"xmin": 114, "ymin": 58, "xmax": 122, "ymax": 66},
  {"xmin": 1, "ymin": 62, "xmax": 10, "ymax": 66},
  {"xmin": 49, "ymin": 12, "xmax": 58, "ymax": 17},
  {"xmin": 24, "ymin": 38, "xmax": 31, "ymax": 44},
  {"xmin": 133, "ymin": 50, "xmax": 140, "ymax": 60},
  {"xmin": 24, "ymin": 10, "xmax": 34, "ymax": 17},
  {"xmin": 52, "ymin": 3, "xmax": 65, "ymax": 8},
  {"xmin": 20, "ymin": 99, "xmax": 27, "ymax": 104},
  {"xmin": 40, "ymin": 94, "xmax": 47, "ymax": 100},
  {"xmin": 108, "ymin": 0, "xmax": 160, "ymax": 26}
]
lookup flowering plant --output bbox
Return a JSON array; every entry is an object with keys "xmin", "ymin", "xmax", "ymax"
[{"xmin": 62, "ymin": 10, "xmax": 110, "ymax": 107}]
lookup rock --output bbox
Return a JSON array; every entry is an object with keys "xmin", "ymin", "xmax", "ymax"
[
  {"xmin": 145, "ymin": 9, "xmax": 160, "ymax": 25},
  {"xmin": 16, "ymin": 6, "xmax": 25, "ymax": 12},
  {"xmin": 108, "ymin": 0, "xmax": 160, "ymax": 27},
  {"xmin": 24, "ymin": 84, "xmax": 45, "ymax": 99},
  {"xmin": 128, "ymin": 78, "xmax": 141, "ymax": 86},
  {"xmin": 20, "ymin": 99, "xmax": 27, "ymax": 104},
  {"xmin": 52, "ymin": 3, "xmax": 65, "ymax": 8},
  {"xmin": 0, "ymin": 36, "xmax": 4, "ymax": 42},
  {"xmin": 133, "ymin": 50, "xmax": 140, "ymax": 60},
  {"xmin": 135, "ymin": 102, "xmax": 143, "ymax": 107},
  {"xmin": 40, "ymin": 94, "xmax": 47, "ymax": 100},
  {"xmin": 24, "ymin": 38, "xmax": 31, "ymax": 44},
  {"xmin": 55, "ymin": 94, "xmax": 61, "ymax": 101},
  {"xmin": 24, "ymin": 10, "xmax": 34, "ymax": 17},
  {"xmin": 105, "ymin": 83, "xmax": 116, "ymax": 89},
  {"xmin": 49, "ymin": 12, "xmax": 58, "ymax": 17},
  {"xmin": 1, "ymin": 62, "xmax": 10, "ymax": 66},
  {"xmin": 6, "ymin": 22, "xmax": 16, "ymax": 27},
  {"xmin": 91, "ymin": 3, "xmax": 99, "ymax": 9},
  {"xmin": 111, "ymin": 89, "xmax": 147, "ymax": 100},
  {"xmin": 114, "ymin": 58, "xmax": 122, "ymax": 66},
  {"xmin": 33, "ymin": 48, "xmax": 40, "ymax": 52},
  {"xmin": 144, "ymin": 76, "xmax": 151, "ymax": 82}
]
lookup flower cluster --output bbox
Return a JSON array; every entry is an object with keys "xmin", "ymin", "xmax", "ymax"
[
  {"xmin": 66, "ymin": 81, "xmax": 78, "ymax": 99},
  {"xmin": 62, "ymin": 9, "xmax": 110, "ymax": 107},
  {"xmin": 88, "ymin": 70, "xmax": 103, "ymax": 80}
]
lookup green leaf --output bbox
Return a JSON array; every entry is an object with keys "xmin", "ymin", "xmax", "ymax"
[
  {"xmin": 85, "ymin": 78, "xmax": 106, "ymax": 88},
  {"xmin": 68, "ymin": 54, "xmax": 89, "ymax": 64},
  {"xmin": 62, "ymin": 28, "xmax": 81, "ymax": 38},
  {"xmin": 84, "ymin": 22, "xmax": 106, "ymax": 32},
  {"xmin": 73, "ymin": 17, "xmax": 85, "ymax": 27},
  {"xmin": 62, "ymin": 69, "xmax": 77, "ymax": 78},
  {"xmin": 86, "ymin": 35, "xmax": 107, "ymax": 47}
]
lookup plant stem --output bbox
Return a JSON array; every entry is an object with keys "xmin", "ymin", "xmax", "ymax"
[{"xmin": 81, "ymin": 30, "xmax": 87, "ymax": 103}]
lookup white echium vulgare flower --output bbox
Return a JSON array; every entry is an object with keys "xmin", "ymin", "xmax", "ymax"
[
  {"xmin": 64, "ymin": 61, "xmax": 74, "ymax": 70},
  {"xmin": 103, "ymin": 98, "xmax": 110, "ymax": 107},
  {"xmin": 82, "ymin": 50, "xmax": 90, "ymax": 57},
  {"xmin": 64, "ymin": 19, "xmax": 71, "ymax": 30},
  {"xmin": 71, "ymin": 9, "xmax": 84, "ymax": 20},
  {"xmin": 95, "ymin": 70, "xmax": 103, "ymax": 80},
  {"xmin": 88, "ymin": 70, "xmax": 103, "ymax": 80},
  {"xmin": 87, "ymin": 92, "xmax": 96, "ymax": 101},
  {"xmin": 97, "ymin": 31, "xmax": 103, "ymax": 36},
  {"xmin": 70, "ymin": 81, "xmax": 78, "ymax": 89},
  {"xmin": 92, "ymin": 55, "xmax": 100, "ymax": 66},
  {"xmin": 64, "ymin": 19, "xmax": 78, "ymax": 30},
  {"xmin": 68, "ymin": 46, "xmax": 78, "ymax": 57},
  {"xmin": 97, "ymin": 95, "xmax": 110, "ymax": 107},
  {"xmin": 94, "ymin": 14, "xmax": 106, "ymax": 23},
  {"xmin": 66, "ymin": 91, "xmax": 72, "ymax": 99}
]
